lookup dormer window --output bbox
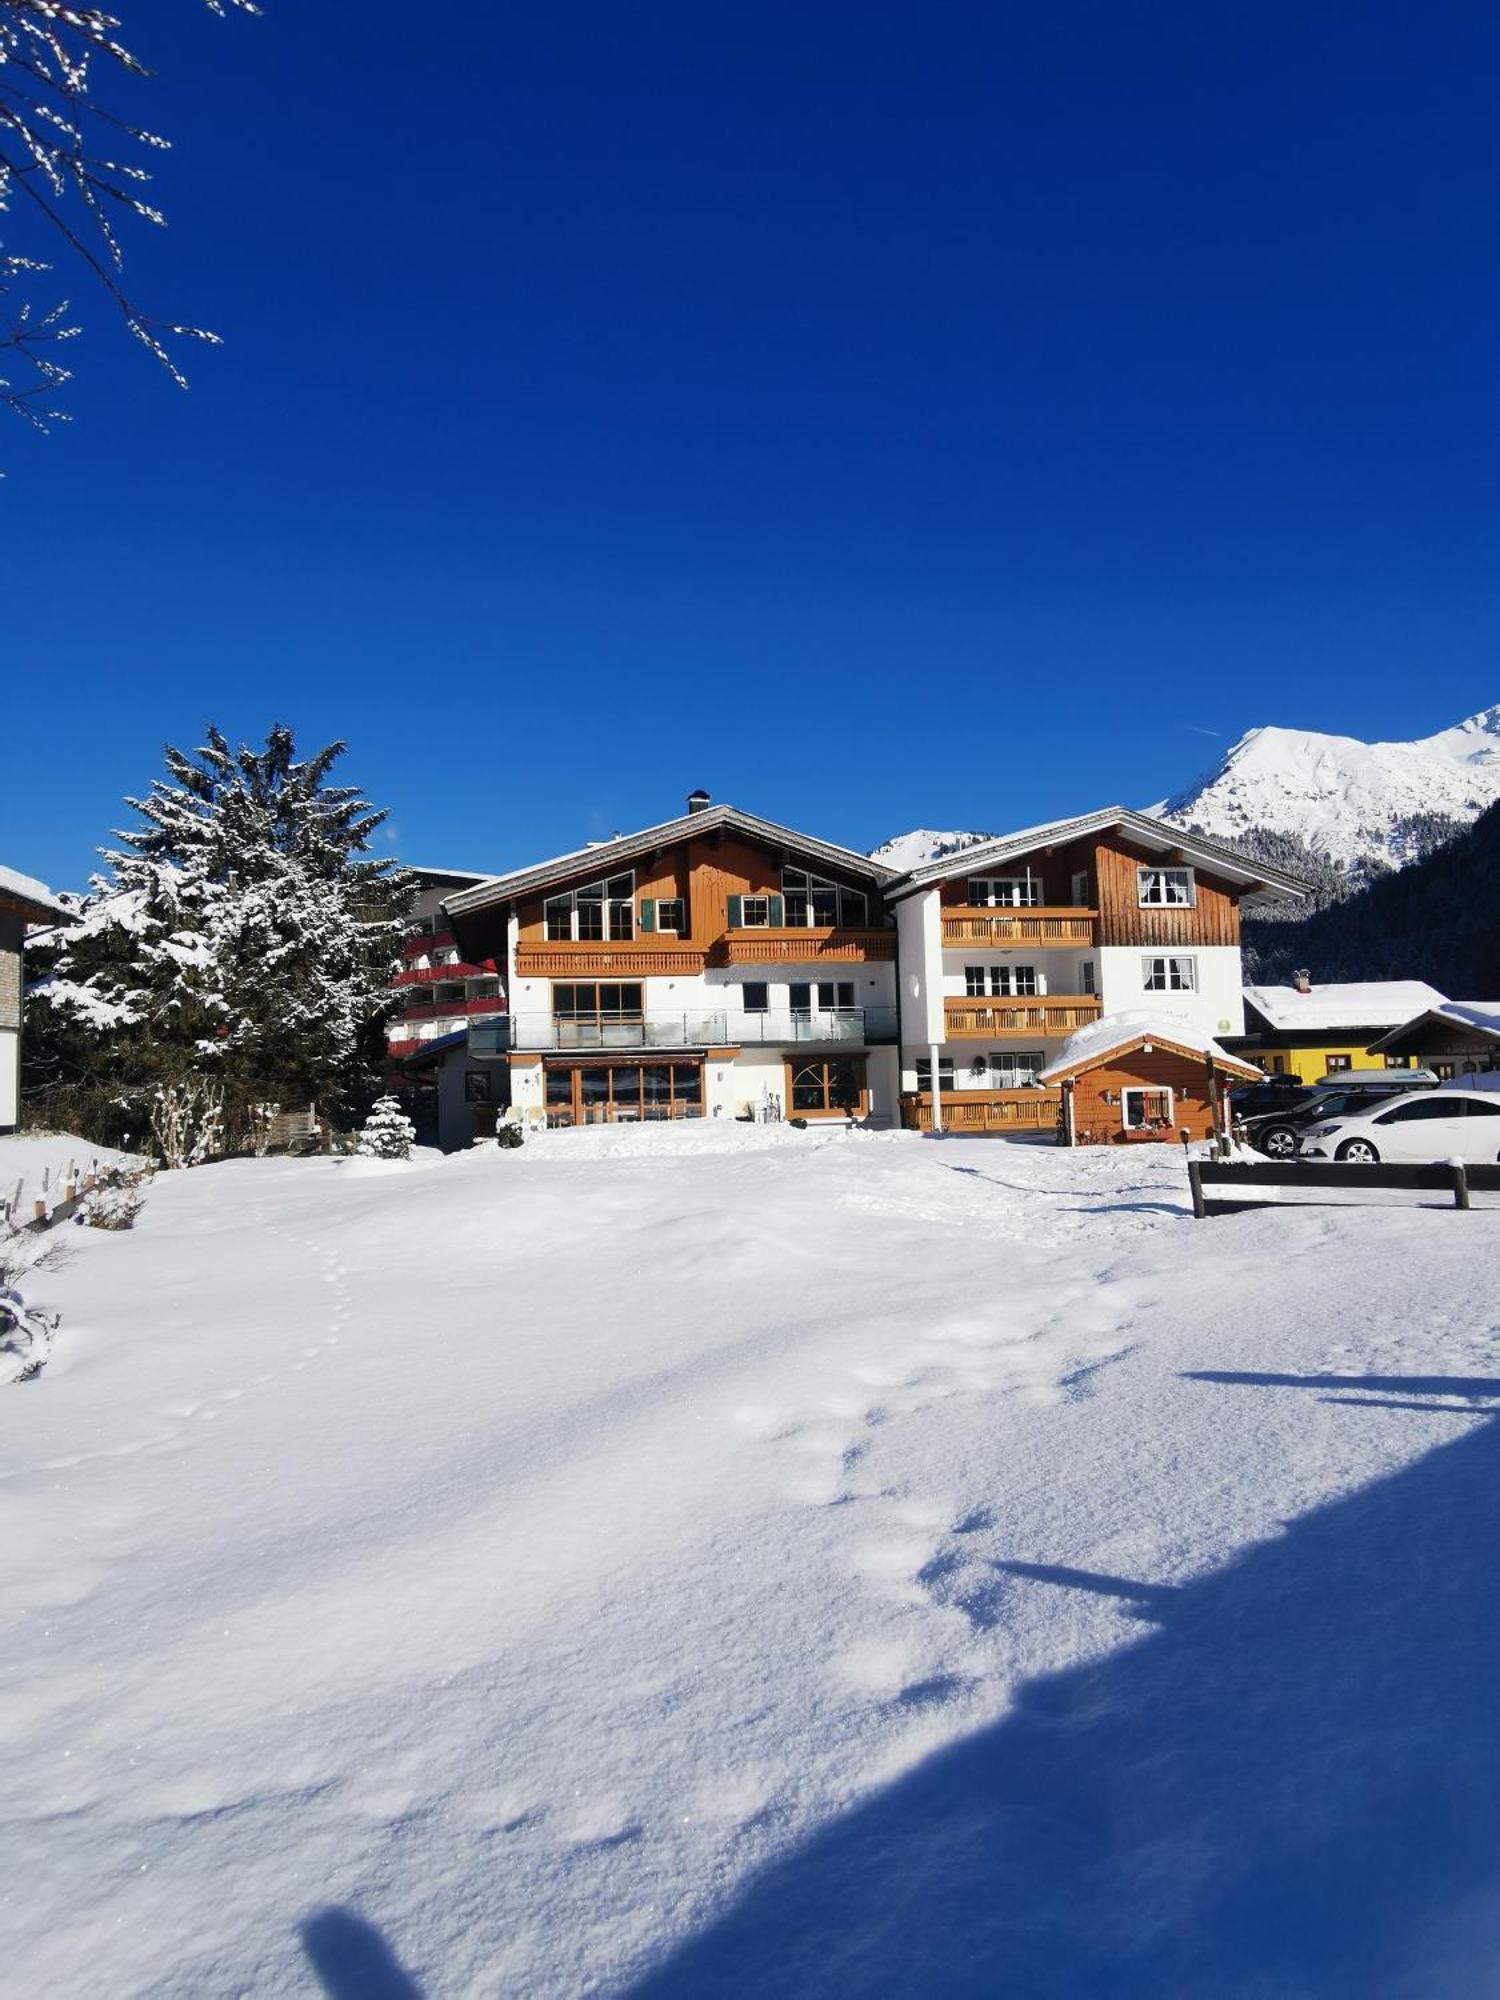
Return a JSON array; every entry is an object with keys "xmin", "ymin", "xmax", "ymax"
[
  {"xmin": 1138, "ymin": 866, "xmax": 1194, "ymax": 909},
  {"xmin": 545, "ymin": 872, "xmax": 635, "ymax": 942},
  {"xmin": 968, "ymin": 876, "xmax": 1043, "ymax": 908},
  {"xmin": 782, "ymin": 867, "xmax": 868, "ymax": 927}
]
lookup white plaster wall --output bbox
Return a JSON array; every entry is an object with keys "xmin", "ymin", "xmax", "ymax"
[
  {"xmin": 895, "ymin": 890, "xmax": 945, "ymax": 1045},
  {"xmin": 1097, "ymin": 945, "xmax": 1245, "ymax": 1037},
  {"xmin": 509, "ymin": 1059, "xmax": 544, "ymax": 1111},
  {"xmin": 0, "ymin": 1027, "xmax": 17, "ymax": 1130},
  {"xmin": 938, "ymin": 949, "xmax": 1097, "ymax": 999}
]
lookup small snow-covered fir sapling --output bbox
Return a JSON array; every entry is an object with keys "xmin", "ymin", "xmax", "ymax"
[{"xmin": 357, "ymin": 1095, "xmax": 416, "ymax": 1161}]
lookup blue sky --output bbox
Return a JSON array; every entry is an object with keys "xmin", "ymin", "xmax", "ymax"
[{"xmin": 6, "ymin": 1, "xmax": 1500, "ymax": 887}]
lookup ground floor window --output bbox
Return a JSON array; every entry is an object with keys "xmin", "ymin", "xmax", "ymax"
[
  {"xmin": 990, "ymin": 1050, "xmax": 1045, "ymax": 1086},
  {"xmin": 1268, "ymin": 1054, "xmax": 1285, "ymax": 1073},
  {"xmin": 1384, "ymin": 1054, "xmax": 1412, "ymax": 1069},
  {"xmin": 544, "ymin": 1059, "xmax": 703, "ymax": 1126},
  {"xmin": 914, "ymin": 1056, "xmax": 956, "ymax": 1092},
  {"xmin": 464, "ymin": 1070, "xmax": 494, "ymax": 1104},
  {"xmin": 1434, "ymin": 1061, "xmax": 1456, "ymax": 1079},
  {"xmin": 789, "ymin": 1056, "xmax": 867, "ymax": 1116},
  {"xmin": 1325, "ymin": 1053, "xmax": 1352, "ymax": 1072},
  {"xmin": 1122, "ymin": 1086, "xmax": 1174, "ymax": 1131}
]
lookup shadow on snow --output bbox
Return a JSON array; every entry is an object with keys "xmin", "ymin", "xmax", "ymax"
[
  {"xmin": 300, "ymin": 1907, "xmax": 425, "ymax": 1999},
  {"xmin": 626, "ymin": 1371, "xmax": 1500, "ymax": 1997}
]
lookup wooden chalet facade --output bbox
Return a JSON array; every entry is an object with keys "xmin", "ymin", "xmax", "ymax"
[
  {"xmin": 1366, "ymin": 1002, "xmax": 1500, "ymax": 1080},
  {"xmin": 888, "ymin": 809, "xmax": 1305, "ymax": 1141},
  {"xmin": 1040, "ymin": 1017, "xmax": 1263, "ymax": 1147},
  {"xmin": 444, "ymin": 795, "xmax": 901, "ymax": 1129}
]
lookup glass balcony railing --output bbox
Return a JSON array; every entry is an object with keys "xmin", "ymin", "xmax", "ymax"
[{"xmin": 480, "ymin": 1007, "xmax": 900, "ymax": 1054}]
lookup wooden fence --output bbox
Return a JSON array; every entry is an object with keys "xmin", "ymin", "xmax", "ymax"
[
  {"xmin": 2, "ymin": 1160, "xmax": 136, "ymax": 1234},
  {"xmin": 1188, "ymin": 1158, "xmax": 1500, "ymax": 1219}
]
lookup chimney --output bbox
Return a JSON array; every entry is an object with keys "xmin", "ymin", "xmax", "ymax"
[
  {"xmin": 686, "ymin": 788, "xmax": 712, "ymax": 815},
  {"xmin": 1293, "ymin": 969, "xmax": 1312, "ymax": 995}
]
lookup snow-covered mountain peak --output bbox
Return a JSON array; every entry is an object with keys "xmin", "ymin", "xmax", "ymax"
[
  {"xmin": 869, "ymin": 828, "xmax": 995, "ymax": 873},
  {"xmin": 1155, "ymin": 706, "xmax": 1500, "ymax": 875}
]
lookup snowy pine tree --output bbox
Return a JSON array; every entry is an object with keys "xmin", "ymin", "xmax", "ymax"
[
  {"xmin": 25, "ymin": 727, "xmax": 413, "ymax": 1142},
  {"xmin": 356, "ymin": 1094, "xmax": 415, "ymax": 1161}
]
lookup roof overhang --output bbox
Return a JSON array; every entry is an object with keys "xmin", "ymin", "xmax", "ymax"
[
  {"xmin": 1368, "ymin": 1008, "xmax": 1500, "ymax": 1056},
  {"xmin": 443, "ymin": 804, "xmax": 898, "ymax": 918},
  {"xmin": 1041, "ymin": 1030, "xmax": 1264, "ymax": 1087},
  {"xmin": 885, "ymin": 807, "xmax": 1310, "ymax": 904}
]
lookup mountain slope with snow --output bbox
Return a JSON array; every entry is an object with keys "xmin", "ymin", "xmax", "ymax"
[
  {"xmin": 1156, "ymin": 706, "xmax": 1500, "ymax": 876},
  {"xmin": 869, "ymin": 828, "xmax": 995, "ymax": 873}
]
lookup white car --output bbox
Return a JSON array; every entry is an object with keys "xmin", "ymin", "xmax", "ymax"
[{"xmin": 1298, "ymin": 1088, "xmax": 1500, "ymax": 1165}]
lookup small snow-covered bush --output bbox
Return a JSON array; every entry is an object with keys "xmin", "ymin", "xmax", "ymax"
[
  {"xmin": 152, "ymin": 1078, "xmax": 225, "ymax": 1169},
  {"xmin": 357, "ymin": 1094, "xmax": 415, "ymax": 1161},
  {"xmin": 83, "ymin": 1180, "xmax": 148, "ymax": 1231},
  {"xmin": 495, "ymin": 1122, "xmax": 524, "ymax": 1150}
]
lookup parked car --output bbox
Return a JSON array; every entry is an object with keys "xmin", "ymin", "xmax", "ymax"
[
  {"xmin": 1226, "ymin": 1076, "xmax": 1316, "ymax": 1120},
  {"xmin": 1237, "ymin": 1076, "xmax": 1438, "ymax": 1159},
  {"xmin": 1297, "ymin": 1088, "xmax": 1500, "ymax": 1164}
]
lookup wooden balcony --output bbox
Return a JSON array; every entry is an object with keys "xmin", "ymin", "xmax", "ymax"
[
  {"xmin": 514, "ymin": 944, "xmax": 708, "ymax": 979},
  {"xmin": 901, "ymin": 1089, "xmax": 1062, "ymax": 1134},
  {"xmin": 719, "ymin": 928, "xmax": 896, "ymax": 965},
  {"xmin": 943, "ymin": 996, "xmax": 1102, "ymax": 1039},
  {"xmin": 941, "ymin": 908, "xmax": 1096, "ymax": 949}
]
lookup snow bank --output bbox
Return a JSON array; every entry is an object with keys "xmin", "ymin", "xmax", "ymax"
[{"xmin": 3, "ymin": 1128, "xmax": 1499, "ymax": 1994}]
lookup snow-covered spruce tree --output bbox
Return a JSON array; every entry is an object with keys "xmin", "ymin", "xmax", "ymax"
[
  {"xmin": 356, "ymin": 1094, "xmax": 414, "ymax": 1161},
  {"xmin": 25, "ymin": 727, "xmax": 413, "ymax": 1143}
]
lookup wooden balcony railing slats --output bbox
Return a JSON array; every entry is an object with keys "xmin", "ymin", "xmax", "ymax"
[
  {"xmin": 900, "ymin": 1090, "xmax": 1062, "ymax": 1133},
  {"xmin": 940, "ymin": 908, "xmax": 1096, "ymax": 948},
  {"xmin": 942, "ymin": 996, "xmax": 1102, "ymax": 1038}
]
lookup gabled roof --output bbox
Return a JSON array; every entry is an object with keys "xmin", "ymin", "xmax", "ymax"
[
  {"xmin": 444, "ymin": 804, "xmax": 899, "ymax": 915},
  {"xmin": 0, "ymin": 865, "xmax": 74, "ymax": 925},
  {"xmin": 1368, "ymin": 1001, "xmax": 1500, "ymax": 1054},
  {"xmin": 887, "ymin": 807, "xmax": 1310, "ymax": 902},
  {"xmin": 1040, "ymin": 1009, "xmax": 1264, "ymax": 1085},
  {"xmin": 1243, "ymin": 980, "xmax": 1446, "ymax": 1034}
]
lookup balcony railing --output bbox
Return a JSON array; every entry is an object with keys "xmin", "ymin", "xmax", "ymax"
[
  {"xmin": 497, "ymin": 1006, "xmax": 899, "ymax": 1052},
  {"xmin": 943, "ymin": 996, "xmax": 1102, "ymax": 1039},
  {"xmin": 941, "ymin": 908, "xmax": 1096, "ymax": 948},
  {"xmin": 515, "ymin": 943, "xmax": 709, "ymax": 978},
  {"xmin": 900, "ymin": 1089, "xmax": 1062, "ymax": 1134},
  {"xmin": 391, "ymin": 962, "xmax": 490, "ymax": 987},
  {"xmin": 720, "ymin": 928, "xmax": 896, "ymax": 964}
]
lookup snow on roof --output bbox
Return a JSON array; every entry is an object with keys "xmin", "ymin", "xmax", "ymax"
[
  {"xmin": 1243, "ymin": 980, "xmax": 1447, "ymax": 1033},
  {"xmin": 1040, "ymin": 1010, "xmax": 1263, "ymax": 1084},
  {"xmin": 1367, "ymin": 1000, "xmax": 1500, "ymax": 1053},
  {"xmin": 0, "ymin": 865, "xmax": 73, "ymax": 922},
  {"xmin": 888, "ymin": 806, "xmax": 1310, "ymax": 899}
]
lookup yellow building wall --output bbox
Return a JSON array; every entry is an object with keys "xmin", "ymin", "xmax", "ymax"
[{"xmin": 1260, "ymin": 1041, "xmax": 1415, "ymax": 1083}]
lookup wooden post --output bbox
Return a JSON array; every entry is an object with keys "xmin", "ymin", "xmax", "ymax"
[
  {"xmin": 1188, "ymin": 1158, "xmax": 1207, "ymax": 1220},
  {"xmin": 1062, "ymin": 1079, "xmax": 1076, "ymax": 1148},
  {"xmin": 1453, "ymin": 1161, "xmax": 1471, "ymax": 1211}
]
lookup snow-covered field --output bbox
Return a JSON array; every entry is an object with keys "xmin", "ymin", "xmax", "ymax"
[{"xmin": 3, "ymin": 1124, "xmax": 1499, "ymax": 1996}]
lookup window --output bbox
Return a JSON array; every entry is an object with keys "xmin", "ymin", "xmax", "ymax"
[
  {"xmin": 782, "ymin": 867, "xmax": 869, "ymax": 928},
  {"xmin": 790, "ymin": 1057, "xmax": 866, "ymax": 1115},
  {"xmin": 1141, "ymin": 955, "xmax": 1196, "ymax": 993},
  {"xmin": 1435, "ymin": 1062, "xmax": 1457, "ymax": 1080},
  {"xmin": 463, "ymin": 1071, "xmax": 494, "ymax": 1105},
  {"xmin": 914, "ymin": 1056, "xmax": 956, "ymax": 1092},
  {"xmin": 1325, "ymin": 1053, "xmax": 1352, "ymax": 1072},
  {"xmin": 1080, "ymin": 961, "xmax": 1097, "ymax": 997},
  {"xmin": 1462, "ymin": 1097, "xmax": 1500, "ymax": 1118},
  {"xmin": 991, "ymin": 1051, "xmax": 1045, "ymax": 1086},
  {"xmin": 1375, "ymin": 1099, "xmax": 1454, "ymax": 1125},
  {"xmin": 545, "ymin": 872, "xmax": 635, "ymax": 941},
  {"xmin": 789, "ymin": 981, "xmax": 811, "ymax": 1014},
  {"xmin": 743, "ymin": 982, "xmax": 769, "ymax": 1013},
  {"xmin": 1122, "ymin": 1086, "xmax": 1174, "ymax": 1130},
  {"xmin": 1384, "ymin": 1054, "xmax": 1412, "ymax": 1069},
  {"xmin": 968, "ymin": 876, "xmax": 1043, "ymax": 908},
  {"xmin": 1137, "ymin": 867, "xmax": 1194, "ymax": 908},
  {"xmin": 1071, "ymin": 871, "xmax": 1091, "ymax": 906},
  {"xmin": 552, "ymin": 982, "xmax": 644, "ymax": 1023},
  {"xmin": 816, "ymin": 981, "xmax": 856, "ymax": 1010},
  {"xmin": 739, "ymin": 895, "xmax": 771, "ymax": 927},
  {"xmin": 654, "ymin": 898, "xmax": 686, "ymax": 934},
  {"xmin": 965, "ymin": 965, "xmax": 1038, "ymax": 997},
  {"xmin": 545, "ymin": 1059, "xmax": 703, "ymax": 1126}
]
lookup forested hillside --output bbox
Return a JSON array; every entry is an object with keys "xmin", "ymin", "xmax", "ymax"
[{"xmin": 1244, "ymin": 798, "xmax": 1500, "ymax": 993}]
